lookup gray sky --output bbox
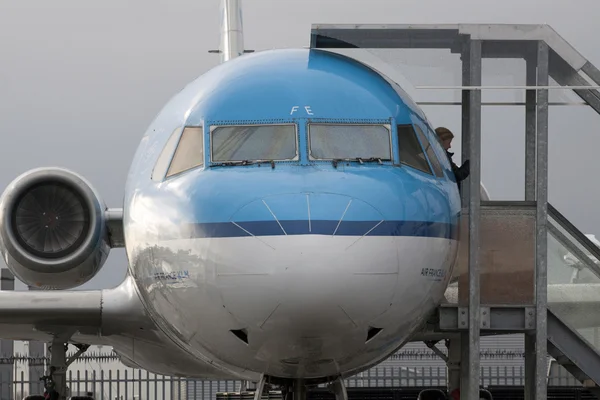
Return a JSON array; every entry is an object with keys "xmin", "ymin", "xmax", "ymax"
[{"xmin": 1, "ymin": 0, "xmax": 598, "ymax": 290}]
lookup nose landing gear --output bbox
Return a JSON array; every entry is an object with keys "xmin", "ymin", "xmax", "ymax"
[
  {"xmin": 251, "ymin": 375, "xmax": 348, "ymax": 400},
  {"xmin": 37, "ymin": 340, "xmax": 90, "ymax": 400}
]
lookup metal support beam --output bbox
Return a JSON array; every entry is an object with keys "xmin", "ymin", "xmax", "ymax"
[
  {"xmin": 524, "ymin": 48, "xmax": 538, "ymax": 400},
  {"xmin": 548, "ymin": 51, "xmax": 600, "ymax": 114},
  {"xmin": 446, "ymin": 339, "xmax": 461, "ymax": 394},
  {"xmin": 459, "ymin": 36, "xmax": 472, "ymax": 396},
  {"xmin": 0, "ymin": 269, "xmax": 14, "ymax": 400},
  {"xmin": 534, "ymin": 40, "xmax": 550, "ymax": 400},
  {"xmin": 438, "ymin": 305, "xmax": 536, "ymax": 332},
  {"xmin": 468, "ymin": 38, "xmax": 483, "ymax": 400},
  {"xmin": 461, "ymin": 39, "xmax": 471, "ymax": 208},
  {"xmin": 460, "ymin": 332, "xmax": 470, "ymax": 398},
  {"xmin": 582, "ymin": 61, "xmax": 600, "ymax": 86},
  {"xmin": 525, "ymin": 54, "xmax": 537, "ymax": 201},
  {"xmin": 524, "ymin": 333, "xmax": 536, "ymax": 400},
  {"xmin": 465, "ymin": 38, "xmax": 483, "ymax": 400}
]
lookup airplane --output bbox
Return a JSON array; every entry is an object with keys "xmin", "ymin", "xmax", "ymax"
[{"xmin": 0, "ymin": 1, "xmax": 598, "ymax": 400}]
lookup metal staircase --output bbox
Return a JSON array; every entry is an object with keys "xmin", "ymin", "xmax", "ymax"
[
  {"xmin": 309, "ymin": 22, "xmax": 600, "ymax": 399},
  {"xmin": 434, "ymin": 201, "xmax": 600, "ymax": 396},
  {"xmin": 547, "ymin": 309, "xmax": 600, "ymax": 398},
  {"xmin": 545, "ymin": 203, "xmax": 600, "ymax": 396}
]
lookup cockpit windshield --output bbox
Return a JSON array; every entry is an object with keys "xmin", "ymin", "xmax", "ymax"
[
  {"xmin": 308, "ymin": 124, "xmax": 392, "ymax": 161},
  {"xmin": 211, "ymin": 124, "xmax": 298, "ymax": 162}
]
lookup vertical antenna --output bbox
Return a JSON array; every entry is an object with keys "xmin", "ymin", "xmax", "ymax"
[{"xmin": 220, "ymin": 0, "xmax": 245, "ymax": 63}]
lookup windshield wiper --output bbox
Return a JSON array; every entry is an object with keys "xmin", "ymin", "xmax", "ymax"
[
  {"xmin": 331, "ymin": 158, "xmax": 346, "ymax": 168},
  {"xmin": 210, "ymin": 160, "xmax": 255, "ymax": 167},
  {"xmin": 331, "ymin": 157, "xmax": 388, "ymax": 168},
  {"xmin": 255, "ymin": 160, "xmax": 276, "ymax": 169},
  {"xmin": 355, "ymin": 157, "xmax": 386, "ymax": 165},
  {"xmin": 211, "ymin": 160, "xmax": 277, "ymax": 169}
]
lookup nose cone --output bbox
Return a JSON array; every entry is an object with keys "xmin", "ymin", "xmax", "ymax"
[{"xmin": 216, "ymin": 192, "xmax": 400, "ymax": 369}]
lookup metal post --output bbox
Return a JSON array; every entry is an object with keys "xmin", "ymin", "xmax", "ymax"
[
  {"xmin": 461, "ymin": 41, "xmax": 472, "ymax": 208},
  {"xmin": 460, "ymin": 332, "xmax": 469, "ymax": 396},
  {"xmin": 446, "ymin": 339, "xmax": 461, "ymax": 394},
  {"xmin": 525, "ymin": 53, "xmax": 537, "ymax": 201},
  {"xmin": 0, "ymin": 269, "xmax": 14, "ymax": 400},
  {"xmin": 459, "ymin": 38, "xmax": 483, "ymax": 400},
  {"xmin": 534, "ymin": 40, "xmax": 549, "ymax": 400},
  {"xmin": 524, "ymin": 50, "xmax": 538, "ymax": 400},
  {"xmin": 524, "ymin": 334, "xmax": 536, "ymax": 400},
  {"xmin": 459, "ymin": 38, "xmax": 473, "ymax": 399},
  {"xmin": 467, "ymin": 38, "xmax": 483, "ymax": 400}
]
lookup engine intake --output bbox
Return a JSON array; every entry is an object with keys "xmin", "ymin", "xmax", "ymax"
[{"xmin": 0, "ymin": 168, "xmax": 110, "ymax": 289}]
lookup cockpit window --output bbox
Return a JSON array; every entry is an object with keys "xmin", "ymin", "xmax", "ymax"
[
  {"xmin": 414, "ymin": 125, "xmax": 445, "ymax": 178},
  {"xmin": 210, "ymin": 124, "xmax": 298, "ymax": 162},
  {"xmin": 308, "ymin": 124, "xmax": 392, "ymax": 161},
  {"xmin": 166, "ymin": 126, "xmax": 204, "ymax": 178},
  {"xmin": 397, "ymin": 124, "xmax": 432, "ymax": 174},
  {"xmin": 152, "ymin": 127, "xmax": 183, "ymax": 181}
]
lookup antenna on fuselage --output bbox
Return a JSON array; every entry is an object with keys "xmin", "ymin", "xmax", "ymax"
[{"xmin": 208, "ymin": 0, "xmax": 254, "ymax": 63}]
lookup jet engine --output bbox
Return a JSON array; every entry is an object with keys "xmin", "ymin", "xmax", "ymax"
[{"xmin": 0, "ymin": 167, "xmax": 111, "ymax": 289}]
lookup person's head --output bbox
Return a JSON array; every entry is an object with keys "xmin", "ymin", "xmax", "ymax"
[{"xmin": 435, "ymin": 127, "xmax": 454, "ymax": 151}]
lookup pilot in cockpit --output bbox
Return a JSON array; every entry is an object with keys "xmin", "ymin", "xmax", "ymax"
[{"xmin": 435, "ymin": 127, "xmax": 470, "ymax": 189}]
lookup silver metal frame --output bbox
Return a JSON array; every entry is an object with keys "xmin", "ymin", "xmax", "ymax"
[
  {"xmin": 534, "ymin": 40, "xmax": 550, "ymax": 400},
  {"xmin": 464, "ymin": 38, "xmax": 482, "ymax": 400}
]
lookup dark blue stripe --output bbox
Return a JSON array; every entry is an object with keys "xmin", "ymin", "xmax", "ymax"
[{"xmin": 165, "ymin": 220, "xmax": 458, "ymax": 240}]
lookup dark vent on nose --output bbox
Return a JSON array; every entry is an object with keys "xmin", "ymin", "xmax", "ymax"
[
  {"xmin": 366, "ymin": 326, "xmax": 383, "ymax": 342},
  {"xmin": 230, "ymin": 329, "xmax": 249, "ymax": 344}
]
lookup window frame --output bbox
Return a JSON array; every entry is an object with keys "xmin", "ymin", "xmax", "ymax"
[
  {"xmin": 208, "ymin": 123, "xmax": 300, "ymax": 163},
  {"xmin": 396, "ymin": 123, "xmax": 434, "ymax": 175},
  {"xmin": 306, "ymin": 122, "xmax": 393, "ymax": 162}
]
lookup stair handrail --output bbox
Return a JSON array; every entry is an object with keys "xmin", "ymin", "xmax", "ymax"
[{"xmin": 548, "ymin": 203, "xmax": 600, "ymax": 263}]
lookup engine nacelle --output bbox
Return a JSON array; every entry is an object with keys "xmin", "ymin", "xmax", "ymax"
[{"xmin": 0, "ymin": 167, "xmax": 110, "ymax": 289}]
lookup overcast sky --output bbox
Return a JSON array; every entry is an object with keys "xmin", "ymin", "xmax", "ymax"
[{"xmin": 1, "ymin": 0, "xmax": 598, "ymax": 290}]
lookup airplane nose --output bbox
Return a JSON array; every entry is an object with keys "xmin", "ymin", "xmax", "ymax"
[{"xmin": 216, "ymin": 192, "xmax": 399, "ymax": 339}]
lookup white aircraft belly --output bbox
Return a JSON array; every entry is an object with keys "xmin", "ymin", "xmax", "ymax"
[{"xmin": 133, "ymin": 233, "xmax": 457, "ymax": 379}]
